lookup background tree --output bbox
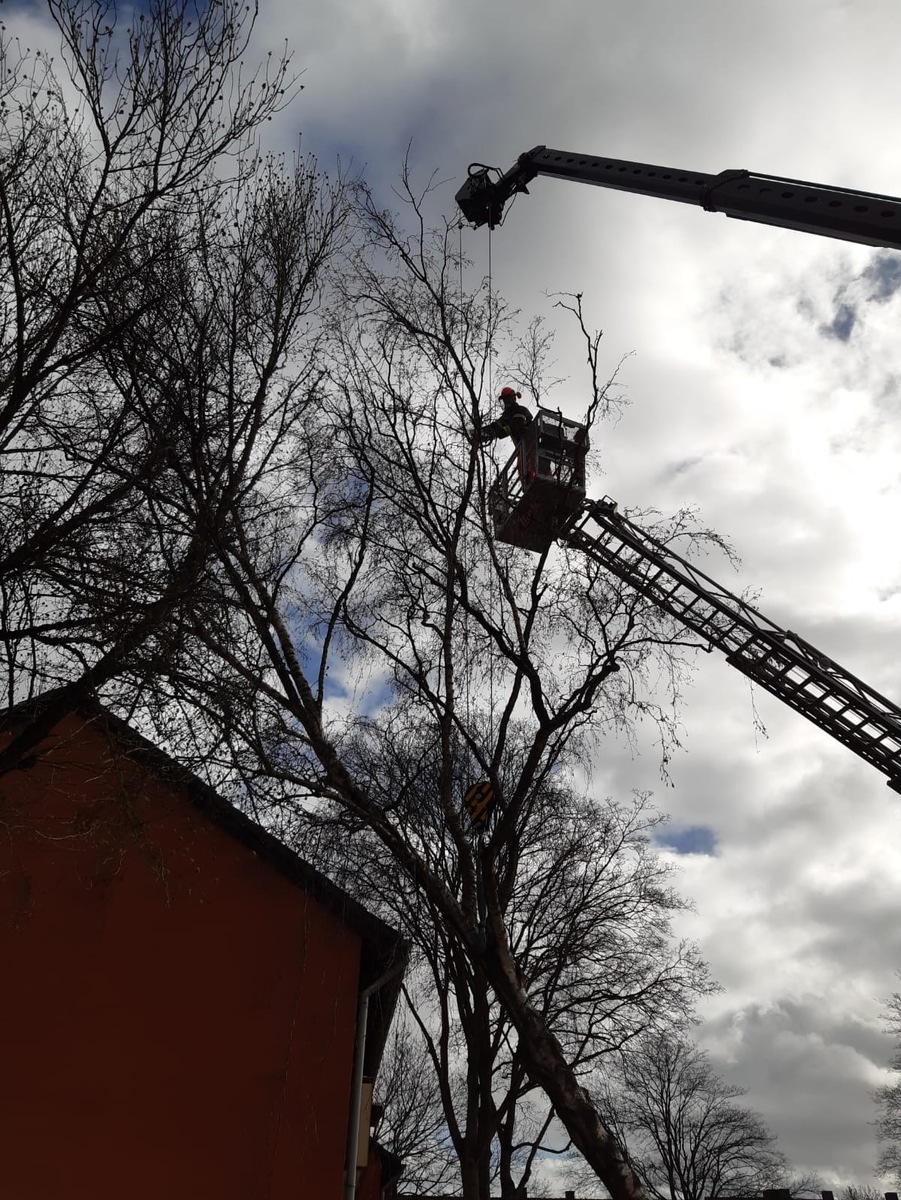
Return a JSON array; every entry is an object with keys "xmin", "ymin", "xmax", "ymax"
[
  {"xmin": 0, "ymin": 0, "xmax": 348, "ymax": 768},
  {"xmin": 0, "ymin": 0, "xmax": 290, "ymax": 697},
  {"xmin": 367, "ymin": 1016, "xmax": 459, "ymax": 1196},
  {"xmin": 874, "ymin": 986, "xmax": 901, "ymax": 1183},
  {"xmin": 307, "ymin": 728, "xmax": 711, "ymax": 1197},
  {"xmin": 593, "ymin": 1031, "xmax": 794, "ymax": 1200}
]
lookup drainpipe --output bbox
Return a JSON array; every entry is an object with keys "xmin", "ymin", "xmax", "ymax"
[{"xmin": 343, "ymin": 961, "xmax": 405, "ymax": 1200}]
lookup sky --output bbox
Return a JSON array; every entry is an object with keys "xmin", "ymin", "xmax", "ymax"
[{"xmin": 7, "ymin": 0, "xmax": 901, "ymax": 1187}]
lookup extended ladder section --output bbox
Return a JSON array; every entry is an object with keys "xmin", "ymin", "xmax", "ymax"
[{"xmin": 564, "ymin": 498, "xmax": 901, "ymax": 792}]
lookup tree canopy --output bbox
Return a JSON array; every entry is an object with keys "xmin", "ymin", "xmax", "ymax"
[
  {"xmin": 595, "ymin": 1031, "xmax": 793, "ymax": 1200},
  {"xmin": 875, "ymin": 987, "xmax": 901, "ymax": 1184}
]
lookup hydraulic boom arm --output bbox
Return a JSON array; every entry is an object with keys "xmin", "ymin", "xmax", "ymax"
[
  {"xmin": 564, "ymin": 499, "xmax": 901, "ymax": 792},
  {"xmin": 456, "ymin": 145, "xmax": 901, "ymax": 249}
]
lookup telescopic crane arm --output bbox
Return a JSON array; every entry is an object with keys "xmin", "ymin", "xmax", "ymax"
[{"xmin": 456, "ymin": 145, "xmax": 901, "ymax": 249}]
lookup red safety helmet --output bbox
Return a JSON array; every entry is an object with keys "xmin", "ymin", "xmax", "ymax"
[{"xmin": 499, "ymin": 386, "xmax": 522, "ymax": 402}]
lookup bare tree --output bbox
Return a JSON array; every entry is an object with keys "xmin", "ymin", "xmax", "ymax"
[
  {"xmin": 0, "ymin": 0, "xmax": 288, "ymax": 685},
  {"xmin": 368, "ymin": 1015, "xmax": 459, "ymax": 1196},
  {"xmin": 0, "ymin": 1, "xmax": 349, "ymax": 765},
  {"xmin": 308, "ymin": 735, "xmax": 711, "ymax": 1197},
  {"xmin": 875, "ymin": 987, "xmax": 901, "ymax": 1184},
  {"xmin": 593, "ymin": 1031, "xmax": 793, "ymax": 1200}
]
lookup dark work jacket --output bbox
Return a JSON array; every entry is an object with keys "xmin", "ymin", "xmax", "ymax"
[{"xmin": 481, "ymin": 402, "xmax": 533, "ymax": 442}]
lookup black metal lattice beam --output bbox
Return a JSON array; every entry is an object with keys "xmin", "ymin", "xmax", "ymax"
[{"xmin": 563, "ymin": 499, "xmax": 901, "ymax": 791}]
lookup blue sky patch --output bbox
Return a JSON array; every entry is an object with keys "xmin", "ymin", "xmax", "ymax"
[
  {"xmin": 863, "ymin": 252, "xmax": 901, "ymax": 302},
  {"xmin": 820, "ymin": 301, "xmax": 856, "ymax": 342},
  {"xmin": 656, "ymin": 824, "xmax": 717, "ymax": 856}
]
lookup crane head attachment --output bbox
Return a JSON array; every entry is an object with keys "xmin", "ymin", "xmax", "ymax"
[{"xmin": 455, "ymin": 146, "xmax": 545, "ymax": 229}]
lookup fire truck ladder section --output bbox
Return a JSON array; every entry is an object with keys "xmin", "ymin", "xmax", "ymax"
[{"xmin": 563, "ymin": 498, "xmax": 901, "ymax": 793}]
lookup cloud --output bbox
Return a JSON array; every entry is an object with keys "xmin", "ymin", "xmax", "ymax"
[{"xmin": 703, "ymin": 997, "xmax": 891, "ymax": 1179}]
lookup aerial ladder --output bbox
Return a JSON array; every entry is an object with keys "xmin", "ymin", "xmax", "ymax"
[{"xmin": 461, "ymin": 149, "xmax": 901, "ymax": 792}]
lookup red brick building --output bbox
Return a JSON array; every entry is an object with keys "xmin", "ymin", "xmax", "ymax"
[{"xmin": 0, "ymin": 694, "xmax": 407, "ymax": 1200}]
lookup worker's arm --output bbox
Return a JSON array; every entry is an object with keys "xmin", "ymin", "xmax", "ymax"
[{"xmin": 480, "ymin": 407, "xmax": 533, "ymax": 442}]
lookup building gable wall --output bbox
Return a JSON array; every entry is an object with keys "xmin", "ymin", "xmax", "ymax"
[{"xmin": 0, "ymin": 712, "xmax": 360, "ymax": 1200}]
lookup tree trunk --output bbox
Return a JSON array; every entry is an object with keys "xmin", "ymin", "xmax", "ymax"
[
  {"xmin": 479, "ymin": 915, "xmax": 648, "ymax": 1200},
  {"xmin": 459, "ymin": 1149, "xmax": 490, "ymax": 1200}
]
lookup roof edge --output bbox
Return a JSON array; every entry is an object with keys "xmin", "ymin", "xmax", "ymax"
[{"xmin": 0, "ymin": 689, "xmax": 409, "ymax": 1011}]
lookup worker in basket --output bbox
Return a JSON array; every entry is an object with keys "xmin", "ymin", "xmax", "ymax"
[{"xmin": 479, "ymin": 386, "xmax": 535, "ymax": 477}]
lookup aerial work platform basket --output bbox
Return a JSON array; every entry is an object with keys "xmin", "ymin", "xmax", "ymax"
[{"xmin": 488, "ymin": 408, "xmax": 589, "ymax": 553}]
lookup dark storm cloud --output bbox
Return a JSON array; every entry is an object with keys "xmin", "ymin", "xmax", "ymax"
[
  {"xmin": 704, "ymin": 998, "xmax": 891, "ymax": 1176},
  {"xmin": 802, "ymin": 885, "xmax": 901, "ymax": 974},
  {"xmin": 666, "ymin": 456, "xmax": 704, "ymax": 477},
  {"xmin": 709, "ymin": 997, "xmax": 891, "ymax": 1075}
]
